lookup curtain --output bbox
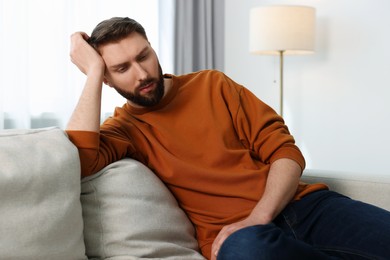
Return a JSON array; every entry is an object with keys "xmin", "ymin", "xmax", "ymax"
[
  {"xmin": 0, "ymin": 0, "xmax": 170, "ymax": 130},
  {"xmin": 174, "ymin": 0, "xmax": 225, "ymax": 75}
]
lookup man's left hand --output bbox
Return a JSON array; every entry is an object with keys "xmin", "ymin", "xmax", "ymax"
[{"xmin": 211, "ymin": 216, "xmax": 262, "ymax": 260}]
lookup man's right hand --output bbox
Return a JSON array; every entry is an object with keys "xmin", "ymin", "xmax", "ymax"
[
  {"xmin": 70, "ymin": 32, "xmax": 105, "ymax": 76},
  {"xmin": 66, "ymin": 32, "xmax": 105, "ymax": 132}
]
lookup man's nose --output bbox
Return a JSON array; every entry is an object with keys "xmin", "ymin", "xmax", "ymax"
[{"xmin": 134, "ymin": 63, "xmax": 147, "ymax": 81}]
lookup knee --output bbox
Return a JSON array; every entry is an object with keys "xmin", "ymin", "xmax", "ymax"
[{"xmin": 217, "ymin": 224, "xmax": 283, "ymax": 260}]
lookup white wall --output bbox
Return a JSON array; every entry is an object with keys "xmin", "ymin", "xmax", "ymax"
[{"xmin": 225, "ymin": 0, "xmax": 390, "ymax": 177}]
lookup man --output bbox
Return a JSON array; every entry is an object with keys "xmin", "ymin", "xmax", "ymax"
[{"xmin": 67, "ymin": 17, "xmax": 390, "ymax": 260}]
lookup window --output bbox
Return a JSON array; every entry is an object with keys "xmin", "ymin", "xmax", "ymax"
[{"xmin": 0, "ymin": 0, "xmax": 171, "ymax": 129}]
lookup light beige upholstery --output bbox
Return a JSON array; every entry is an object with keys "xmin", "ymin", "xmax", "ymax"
[{"xmin": 302, "ymin": 172, "xmax": 390, "ymax": 211}]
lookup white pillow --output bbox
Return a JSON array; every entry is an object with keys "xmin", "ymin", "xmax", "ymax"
[
  {"xmin": 0, "ymin": 127, "xmax": 87, "ymax": 260},
  {"xmin": 81, "ymin": 158, "xmax": 206, "ymax": 260}
]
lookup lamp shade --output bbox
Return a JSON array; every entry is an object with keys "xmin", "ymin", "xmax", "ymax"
[{"xmin": 250, "ymin": 5, "xmax": 316, "ymax": 55}]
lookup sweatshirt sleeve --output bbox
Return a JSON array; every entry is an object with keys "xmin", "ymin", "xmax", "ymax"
[
  {"xmin": 221, "ymin": 74, "xmax": 306, "ymax": 171},
  {"xmin": 66, "ymin": 127, "xmax": 136, "ymax": 177}
]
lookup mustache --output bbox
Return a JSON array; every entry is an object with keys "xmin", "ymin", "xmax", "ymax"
[{"xmin": 138, "ymin": 78, "xmax": 158, "ymax": 90}]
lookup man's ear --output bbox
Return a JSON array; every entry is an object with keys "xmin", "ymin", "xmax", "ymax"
[{"xmin": 103, "ymin": 78, "xmax": 113, "ymax": 88}]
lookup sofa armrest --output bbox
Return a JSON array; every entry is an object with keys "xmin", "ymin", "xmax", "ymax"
[{"xmin": 302, "ymin": 173, "xmax": 390, "ymax": 211}]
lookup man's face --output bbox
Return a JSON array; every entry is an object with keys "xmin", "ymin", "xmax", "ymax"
[{"xmin": 100, "ymin": 33, "xmax": 164, "ymax": 107}]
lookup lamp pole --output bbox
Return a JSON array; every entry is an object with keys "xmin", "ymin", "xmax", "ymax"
[{"xmin": 279, "ymin": 50, "xmax": 284, "ymax": 117}]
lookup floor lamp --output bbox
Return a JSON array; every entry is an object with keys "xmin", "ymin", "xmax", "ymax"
[{"xmin": 249, "ymin": 5, "xmax": 316, "ymax": 117}]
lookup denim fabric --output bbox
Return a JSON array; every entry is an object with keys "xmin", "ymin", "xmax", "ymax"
[{"xmin": 218, "ymin": 190, "xmax": 390, "ymax": 260}]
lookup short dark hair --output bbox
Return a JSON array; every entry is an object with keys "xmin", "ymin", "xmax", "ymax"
[{"xmin": 88, "ymin": 17, "xmax": 148, "ymax": 49}]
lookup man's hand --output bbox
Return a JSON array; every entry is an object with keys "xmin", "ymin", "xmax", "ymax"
[
  {"xmin": 70, "ymin": 32, "xmax": 105, "ymax": 76},
  {"xmin": 211, "ymin": 213, "xmax": 270, "ymax": 260}
]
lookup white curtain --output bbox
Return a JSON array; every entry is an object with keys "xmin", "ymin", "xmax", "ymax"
[{"xmin": 0, "ymin": 0, "xmax": 173, "ymax": 130}]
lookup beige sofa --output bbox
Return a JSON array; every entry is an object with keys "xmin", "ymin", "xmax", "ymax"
[
  {"xmin": 302, "ymin": 171, "xmax": 390, "ymax": 211},
  {"xmin": 0, "ymin": 127, "xmax": 205, "ymax": 260},
  {"xmin": 1, "ymin": 127, "xmax": 389, "ymax": 259}
]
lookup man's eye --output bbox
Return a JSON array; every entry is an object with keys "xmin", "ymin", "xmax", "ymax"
[
  {"xmin": 138, "ymin": 53, "xmax": 148, "ymax": 61},
  {"xmin": 117, "ymin": 67, "xmax": 128, "ymax": 73}
]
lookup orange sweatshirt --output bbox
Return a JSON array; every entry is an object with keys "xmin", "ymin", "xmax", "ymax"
[{"xmin": 67, "ymin": 70, "xmax": 326, "ymax": 259}]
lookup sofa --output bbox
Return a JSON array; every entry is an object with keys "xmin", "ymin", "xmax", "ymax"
[{"xmin": 1, "ymin": 127, "xmax": 389, "ymax": 259}]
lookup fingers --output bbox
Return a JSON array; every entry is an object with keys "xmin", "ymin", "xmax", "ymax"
[
  {"xmin": 211, "ymin": 225, "xmax": 236, "ymax": 259},
  {"xmin": 70, "ymin": 32, "xmax": 90, "ymax": 55},
  {"xmin": 70, "ymin": 32, "xmax": 87, "ymax": 51},
  {"xmin": 79, "ymin": 31, "xmax": 90, "ymax": 41},
  {"xmin": 70, "ymin": 32, "xmax": 88, "ymax": 63},
  {"xmin": 69, "ymin": 32, "xmax": 105, "ymax": 75},
  {"xmin": 71, "ymin": 31, "xmax": 89, "ymax": 41}
]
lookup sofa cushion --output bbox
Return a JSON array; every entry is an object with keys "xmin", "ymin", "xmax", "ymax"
[
  {"xmin": 81, "ymin": 158, "xmax": 206, "ymax": 259},
  {"xmin": 0, "ymin": 127, "xmax": 87, "ymax": 260}
]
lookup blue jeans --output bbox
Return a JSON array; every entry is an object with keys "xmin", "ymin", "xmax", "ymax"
[{"xmin": 217, "ymin": 190, "xmax": 390, "ymax": 260}]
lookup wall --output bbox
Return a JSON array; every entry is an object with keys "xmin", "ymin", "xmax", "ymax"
[{"xmin": 225, "ymin": 0, "xmax": 390, "ymax": 177}]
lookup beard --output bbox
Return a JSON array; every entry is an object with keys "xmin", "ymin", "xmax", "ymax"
[{"xmin": 113, "ymin": 64, "xmax": 165, "ymax": 107}]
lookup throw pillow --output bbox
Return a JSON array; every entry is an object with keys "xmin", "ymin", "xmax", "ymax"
[
  {"xmin": 0, "ymin": 127, "xmax": 87, "ymax": 259},
  {"xmin": 81, "ymin": 158, "xmax": 206, "ymax": 259}
]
